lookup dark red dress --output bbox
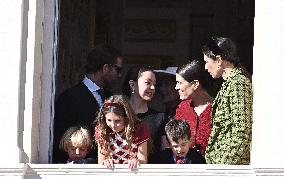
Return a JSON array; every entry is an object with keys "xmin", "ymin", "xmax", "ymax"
[
  {"xmin": 95, "ymin": 123, "xmax": 149, "ymax": 164},
  {"xmin": 175, "ymin": 99, "xmax": 212, "ymax": 156}
]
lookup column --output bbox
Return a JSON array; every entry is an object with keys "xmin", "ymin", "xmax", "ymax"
[
  {"xmin": 252, "ymin": 0, "xmax": 284, "ymax": 167},
  {"xmin": 0, "ymin": 0, "xmax": 23, "ymax": 164}
]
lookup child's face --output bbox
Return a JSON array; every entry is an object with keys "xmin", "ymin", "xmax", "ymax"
[
  {"xmin": 105, "ymin": 112, "xmax": 125, "ymax": 133},
  {"xmin": 67, "ymin": 145, "xmax": 88, "ymax": 161},
  {"xmin": 168, "ymin": 137, "xmax": 191, "ymax": 158}
]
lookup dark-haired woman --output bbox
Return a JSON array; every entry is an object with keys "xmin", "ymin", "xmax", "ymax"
[
  {"xmin": 174, "ymin": 60, "xmax": 214, "ymax": 157},
  {"xmin": 202, "ymin": 37, "xmax": 253, "ymax": 165},
  {"xmin": 122, "ymin": 66, "xmax": 167, "ymax": 159}
]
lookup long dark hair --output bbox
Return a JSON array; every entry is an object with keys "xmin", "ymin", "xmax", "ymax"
[
  {"xmin": 202, "ymin": 37, "xmax": 251, "ymax": 81},
  {"xmin": 122, "ymin": 66, "xmax": 155, "ymax": 97},
  {"xmin": 177, "ymin": 60, "xmax": 214, "ymax": 93}
]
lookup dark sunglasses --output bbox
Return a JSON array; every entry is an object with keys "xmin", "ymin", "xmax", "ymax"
[
  {"xmin": 206, "ymin": 37, "xmax": 222, "ymax": 56},
  {"xmin": 109, "ymin": 64, "xmax": 122, "ymax": 74}
]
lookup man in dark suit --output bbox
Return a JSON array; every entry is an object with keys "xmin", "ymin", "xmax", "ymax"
[{"xmin": 52, "ymin": 44, "xmax": 123, "ymax": 163}]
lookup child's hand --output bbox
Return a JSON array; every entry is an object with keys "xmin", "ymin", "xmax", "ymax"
[
  {"xmin": 123, "ymin": 158, "xmax": 140, "ymax": 169},
  {"xmin": 102, "ymin": 159, "xmax": 117, "ymax": 168}
]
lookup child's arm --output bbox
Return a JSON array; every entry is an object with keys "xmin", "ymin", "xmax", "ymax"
[
  {"xmin": 137, "ymin": 140, "xmax": 148, "ymax": 164},
  {"xmin": 98, "ymin": 144, "xmax": 115, "ymax": 168},
  {"xmin": 124, "ymin": 140, "xmax": 148, "ymax": 169}
]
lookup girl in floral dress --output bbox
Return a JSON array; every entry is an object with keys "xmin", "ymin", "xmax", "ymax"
[{"xmin": 95, "ymin": 95, "xmax": 149, "ymax": 169}]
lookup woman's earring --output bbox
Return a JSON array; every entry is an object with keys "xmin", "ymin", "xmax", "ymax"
[{"xmin": 131, "ymin": 88, "xmax": 135, "ymax": 94}]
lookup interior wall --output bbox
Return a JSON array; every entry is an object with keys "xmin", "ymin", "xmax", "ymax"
[
  {"xmin": 56, "ymin": 0, "xmax": 254, "ymax": 98},
  {"xmin": 56, "ymin": 0, "xmax": 96, "ymax": 97}
]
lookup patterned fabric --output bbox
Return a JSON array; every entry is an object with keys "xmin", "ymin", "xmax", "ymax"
[
  {"xmin": 175, "ymin": 156, "xmax": 185, "ymax": 164},
  {"xmin": 205, "ymin": 68, "xmax": 253, "ymax": 165},
  {"xmin": 97, "ymin": 123, "xmax": 149, "ymax": 164},
  {"xmin": 175, "ymin": 99, "xmax": 212, "ymax": 156}
]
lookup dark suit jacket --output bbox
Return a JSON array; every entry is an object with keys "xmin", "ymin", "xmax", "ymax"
[
  {"xmin": 52, "ymin": 82, "xmax": 111, "ymax": 163},
  {"xmin": 149, "ymin": 148, "xmax": 206, "ymax": 164}
]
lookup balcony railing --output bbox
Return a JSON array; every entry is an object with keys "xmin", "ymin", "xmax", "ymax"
[{"xmin": 1, "ymin": 164, "xmax": 284, "ymax": 178}]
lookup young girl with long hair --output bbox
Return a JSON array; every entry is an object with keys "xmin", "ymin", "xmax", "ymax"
[{"xmin": 95, "ymin": 95, "xmax": 149, "ymax": 169}]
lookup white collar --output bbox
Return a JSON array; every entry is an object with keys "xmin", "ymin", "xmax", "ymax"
[{"xmin": 82, "ymin": 76, "xmax": 101, "ymax": 92}]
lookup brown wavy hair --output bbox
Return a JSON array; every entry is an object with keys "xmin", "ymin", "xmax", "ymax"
[{"xmin": 96, "ymin": 95, "xmax": 139, "ymax": 158}]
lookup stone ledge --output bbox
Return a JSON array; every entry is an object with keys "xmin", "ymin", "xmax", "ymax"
[{"xmin": 1, "ymin": 164, "xmax": 284, "ymax": 178}]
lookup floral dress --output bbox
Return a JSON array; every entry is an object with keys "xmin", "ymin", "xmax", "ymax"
[{"xmin": 96, "ymin": 123, "xmax": 149, "ymax": 164}]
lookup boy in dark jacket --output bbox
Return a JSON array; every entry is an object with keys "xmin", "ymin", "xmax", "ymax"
[{"xmin": 150, "ymin": 119, "xmax": 206, "ymax": 164}]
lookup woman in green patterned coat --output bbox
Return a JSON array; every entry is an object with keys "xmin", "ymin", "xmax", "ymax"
[{"xmin": 202, "ymin": 37, "xmax": 253, "ymax": 165}]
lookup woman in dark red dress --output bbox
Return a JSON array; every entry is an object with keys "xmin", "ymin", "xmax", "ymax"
[{"xmin": 175, "ymin": 60, "xmax": 214, "ymax": 156}]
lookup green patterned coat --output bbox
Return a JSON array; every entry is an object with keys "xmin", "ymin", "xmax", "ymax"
[{"xmin": 205, "ymin": 68, "xmax": 253, "ymax": 164}]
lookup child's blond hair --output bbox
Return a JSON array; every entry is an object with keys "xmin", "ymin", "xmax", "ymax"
[{"xmin": 59, "ymin": 126, "xmax": 93, "ymax": 152}]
